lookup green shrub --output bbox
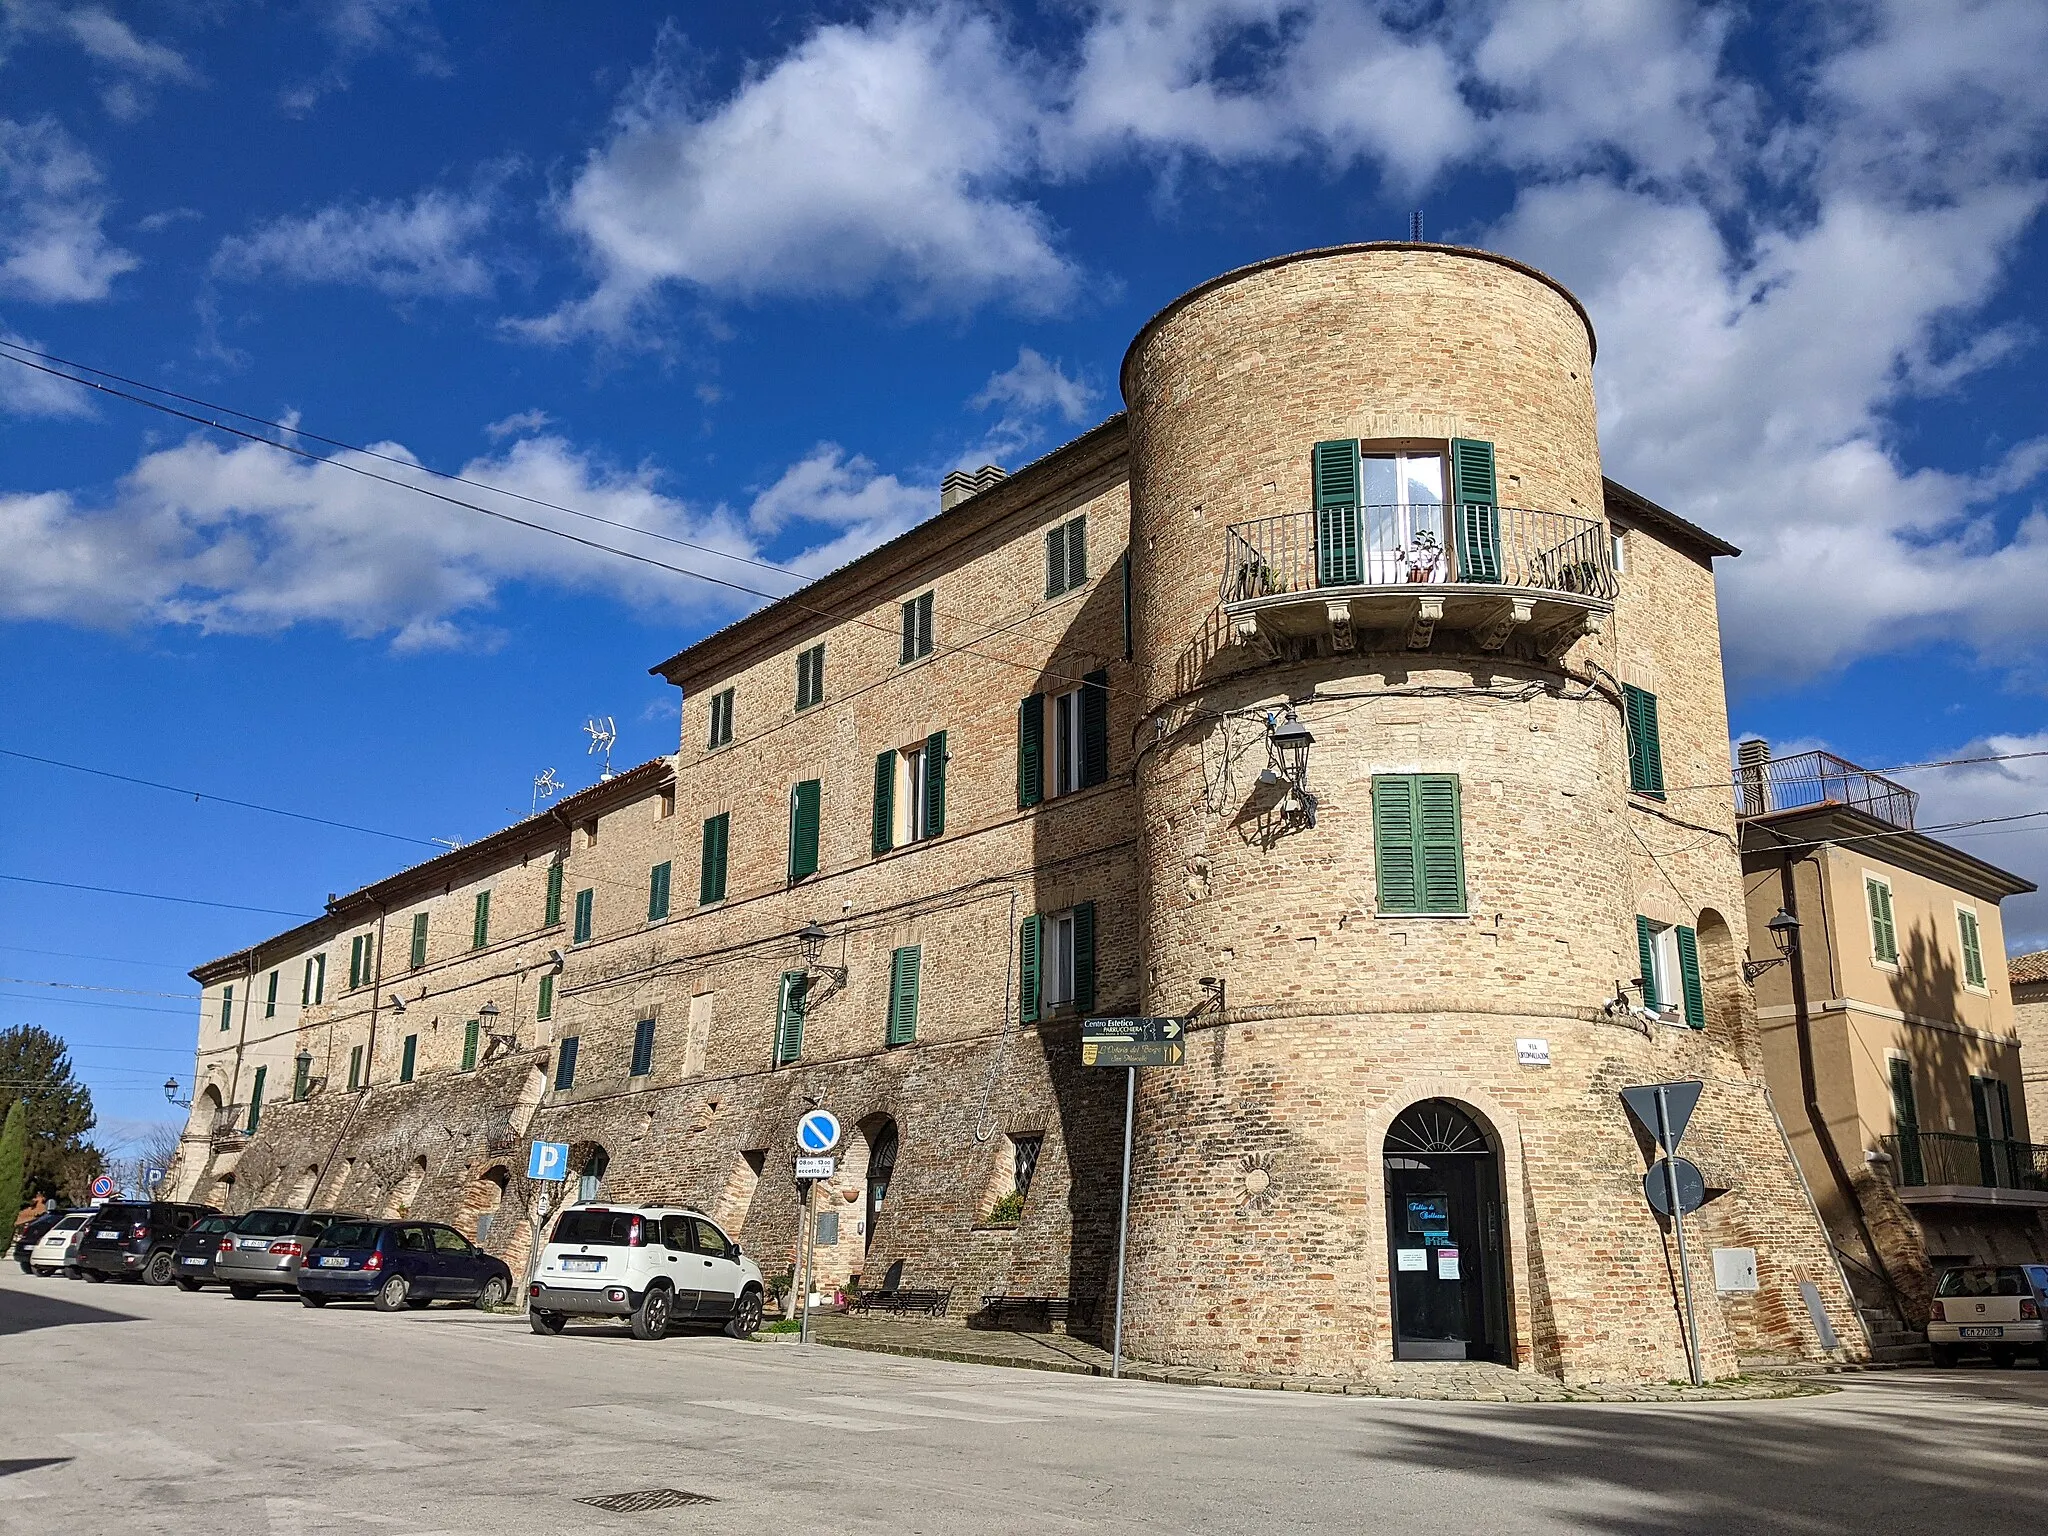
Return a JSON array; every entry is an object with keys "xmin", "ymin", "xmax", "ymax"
[{"xmin": 985, "ymin": 1191, "xmax": 1025, "ymax": 1227}]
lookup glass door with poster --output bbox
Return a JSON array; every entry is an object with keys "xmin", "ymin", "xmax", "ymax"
[{"xmin": 1383, "ymin": 1099, "xmax": 1508, "ymax": 1363}]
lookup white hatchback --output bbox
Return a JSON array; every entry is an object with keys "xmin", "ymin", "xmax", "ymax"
[
  {"xmin": 29, "ymin": 1212, "xmax": 92, "ymax": 1277},
  {"xmin": 529, "ymin": 1205, "xmax": 764, "ymax": 1341}
]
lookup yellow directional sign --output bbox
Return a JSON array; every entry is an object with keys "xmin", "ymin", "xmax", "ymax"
[{"xmin": 1082, "ymin": 1016, "xmax": 1186, "ymax": 1068}]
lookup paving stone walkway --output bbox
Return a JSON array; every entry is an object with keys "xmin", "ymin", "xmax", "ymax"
[{"xmin": 762, "ymin": 1313, "xmax": 1834, "ymax": 1402}]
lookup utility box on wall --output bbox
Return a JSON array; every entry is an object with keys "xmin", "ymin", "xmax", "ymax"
[{"xmin": 1712, "ymin": 1247, "xmax": 1759, "ymax": 1292}]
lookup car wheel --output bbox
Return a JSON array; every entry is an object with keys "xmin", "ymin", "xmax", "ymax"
[
  {"xmin": 530, "ymin": 1309, "xmax": 566, "ymax": 1335},
  {"xmin": 32, "ymin": 1266, "xmax": 53, "ymax": 1278},
  {"xmin": 80, "ymin": 1268, "xmax": 104, "ymax": 1283},
  {"xmin": 143, "ymin": 1251, "xmax": 177, "ymax": 1287},
  {"xmin": 726, "ymin": 1287, "xmax": 763, "ymax": 1340},
  {"xmin": 475, "ymin": 1277, "xmax": 508, "ymax": 1310},
  {"xmin": 229, "ymin": 1284, "xmax": 261, "ymax": 1301},
  {"xmin": 301, "ymin": 1292, "xmax": 328, "ymax": 1308},
  {"xmin": 630, "ymin": 1285, "xmax": 673, "ymax": 1341},
  {"xmin": 373, "ymin": 1274, "xmax": 409, "ymax": 1312},
  {"xmin": 1929, "ymin": 1344, "xmax": 1960, "ymax": 1367}
]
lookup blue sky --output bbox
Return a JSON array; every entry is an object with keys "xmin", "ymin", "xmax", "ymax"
[{"xmin": 4, "ymin": 0, "xmax": 2046, "ymax": 1154}]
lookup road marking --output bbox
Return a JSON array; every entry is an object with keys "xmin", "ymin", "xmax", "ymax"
[
  {"xmin": 815, "ymin": 1393, "xmax": 1042, "ymax": 1425},
  {"xmin": 57, "ymin": 1430, "xmax": 218, "ymax": 1477},
  {"xmin": 911, "ymin": 1389, "xmax": 1158, "ymax": 1420},
  {"xmin": 1000, "ymin": 1386, "xmax": 1254, "ymax": 1415},
  {"xmin": 688, "ymin": 1398, "xmax": 895, "ymax": 1432}
]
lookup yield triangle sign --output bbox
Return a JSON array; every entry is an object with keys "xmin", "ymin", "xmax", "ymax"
[{"xmin": 1619, "ymin": 1080, "xmax": 1703, "ymax": 1153}]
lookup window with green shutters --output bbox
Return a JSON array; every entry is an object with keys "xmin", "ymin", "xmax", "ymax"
[
  {"xmin": 247, "ymin": 1065, "xmax": 265, "ymax": 1132},
  {"xmin": 706, "ymin": 686, "xmax": 735, "ymax": 749},
  {"xmin": 1622, "ymin": 685, "xmax": 1666, "ymax": 798},
  {"xmin": 1312, "ymin": 438, "xmax": 1362, "ymax": 585},
  {"xmin": 1017, "ymin": 693, "xmax": 1045, "ymax": 807},
  {"xmin": 1866, "ymin": 876, "xmax": 1898, "ymax": 964},
  {"xmin": 555, "ymin": 1037, "xmax": 578, "ymax": 1091},
  {"xmin": 545, "ymin": 859, "xmax": 564, "ymax": 928},
  {"xmin": 537, "ymin": 973, "xmax": 554, "ymax": 1022},
  {"xmin": 349, "ymin": 933, "xmax": 373, "ymax": 990},
  {"xmin": 303, "ymin": 953, "xmax": 325, "ymax": 1006},
  {"xmin": 265, "ymin": 969, "xmax": 279, "ymax": 1019},
  {"xmin": 1018, "ymin": 906, "xmax": 1094, "ymax": 1020},
  {"xmin": 573, "ymin": 887, "xmax": 594, "ymax": 943},
  {"xmin": 795, "ymin": 642, "xmax": 826, "ymax": 709},
  {"xmin": 400, "ymin": 1034, "xmax": 417, "ymax": 1084},
  {"xmin": 1634, "ymin": 916, "xmax": 1704, "ymax": 1027},
  {"xmin": 1370, "ymin": 775, "xmax": 1466, "ymax": 914},
  {"xmin": 1046, "ymin": 514, "xmax": 1088, "ymax": 597},
  {"xmin": 700, "ymin": 814, "xmax": 730, "ymax": 904},
  {"xmin": 1449, "ymin": 437, "xmax": 1502, "ymax": 582},
  {"xmin": 1958, "ymin": 907, "xmax": 1987, "ymax": 989},
  {"xmin": 631, "ymin": 1017, "xmax": 656, "ymax": 1077},
  {"xmin": 788, "ymin": 779, "xmax": 821, "ymax": 882},
  {"xmin": 472, "ymin": 890, "xmax": 491, "ymax": 949},
  {"xmin": 347, "ymin": 1044, "xmax": 362, "ymax": 1092},
  {"xmin": 1019, "ymin": 913, "xmax": 1041, "ymax": 1024},
  {"xmin": 900, "ymin": 591, "xmax": 934, "ymax": 663},
  {"xmin": 1674, "ymin": 924, "xmax": 1706, "ymax": 1029},
  {"xmin": 462, "ymin": 1018, "xmax": 479, "ymax": 1072},
  {"xmin": 1635, "ymin": 915, "xmax": 1662, "ymax": 1011},
  {"xmin": 887, "ymin": 946, "xmax": 921, "ymax": 1046},
  {"xmin": 1889, "ymin": 1056, "xmax": 1924, "ymax": 1184},
  {"xmin": 648, "ymin": 861, "xmax": 672, "ymax": 922},
  {"xmin": 872, "ymin": 750, "xmax": 895, "ymax": 855},
  {"xmin": 292, "ymin": 1053, "xmax": 309, "ymax": 1102},
  {"xmin": 410, "ymin": 911, "xmax": 428, "ymax": 970},
  {"xmin": 219, "ymin": 984, "xmax": 233, "ymax": 1032},
  {"xmin": 775, "ymin": 971, "xmax": 807, "ymax": 1065}
]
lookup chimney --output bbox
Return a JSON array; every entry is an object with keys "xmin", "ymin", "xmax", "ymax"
[
  {"xmin": 940, "ymin": 463, "xmax": 1007, "ymax": 512},
  {"xmin": 1736, "ymin": 737, "xmax": 1770, "ymax": 819}
]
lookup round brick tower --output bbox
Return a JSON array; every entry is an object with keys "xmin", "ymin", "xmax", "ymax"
[{"xmin": 1113, "ymin": 245, "xmax": 1794, "ymax": 1383}]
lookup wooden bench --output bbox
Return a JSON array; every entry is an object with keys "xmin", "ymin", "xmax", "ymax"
[
  {"xmin": 847, "ymin": 1287, "xmax": 951, "ymax": 1317},
  {"xmin": 977, "ymin": 1293, "xmax": 1089, "ymax": 1330}
]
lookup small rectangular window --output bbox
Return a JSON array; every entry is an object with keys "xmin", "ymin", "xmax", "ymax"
[
  {"xmin": 347, "ymin": 1044, "xmax": 362, "ymax": 1092},
  {"xmin": 1866, "ymin": 876, "xmax": 1898, "ymax": 965},
  {"xmin": 537, "ymin": 973, "xmax": 554, "ymax": 1022},
  {"xmin": 707, "ymin": 686, "xmax": 735, "ymax": 749},
  {"xmin": 775, "ymin": 972, "xmax": 807, "ymax": 1065},
  {"xmin": 265, "ymin": 970, "xmax": 279, "ymax": 1019},
  {"xmin": 795, "ymin": 642, "xmax": 826, "ymax": 709},
  {"xmin": 472, "ymin": 891, "xmax": 491, "ymax": 949},
  {"xmin": 292, "ymin": 1052, "xmax": 309, "ymax": 1102},
  {"xmin": 1632, "ymin": 916, "xmax": 1705, "ymax": 1028},
  {"xmin": 1053, "ymin": 688, "xmax": 1084, "ymax": 796},
  {"xmin": 462, "ymin": 1019, "xmax": 479, "ymax": 1072},
  {"xmin": 788, "ymin": 779, "xmax": 821, "ymax": 882},
  {"xmin": 1046, "ymin": 514, "xmax": 1088, "ymax": 598},
  {"xmin": 400, "ymin": 1034, "xmax": 417, "ymax": 1084},
  {"xmin": 1958, "ymin": 907, "xmax": 1987, "ymax": 990},
  {"xmin": 900, "ymin": 591, "xmax": 934, "ymax": 664},
  {"xmin": 349, "ymin": 933, "xmax": 372, "ymax": 990},
  {"xmin": 410, "ymin": 911, "xmax": 428, "ymax": 970},
  {"xmin": 219, "ymin": 984, "xmax": 234, "ymax": 1032},
  {"xmin": 887, "ymin": 945, "xmax": 921, "ymax": 1046},
  {"xmin": 313, "ymin": 953, "xmax": 325, "ymax": 1004},
  {"xmin": 1622, "ymin": 684, "xmax": 1666, "ymax": 798},
  {"xmin": 545, "ymin": 860, "xmax": 564, "ymax": 926},
  {"xmin": 659, "ymin": 787, "xmax": 675, "ymax": 820},
  {"xmin": 302, "ymin": 959, "xmax": 316, "ymax": 1006},
  {"xmin": 1610, "ymin": 529, "xmax": 1628, "ymax": 573},
  {"xmin": 573, "ymin": 888, "xmax": 594, "ymax": 944},
  {"xmin": 1014, "ymin": 1134, "xmax": 1043, "ymax": 1198},
  {"xmin": 648, "ymin": 861, "xmax": 672, "ymax": 922},
  {"xmin": 700, "ymin": 813, "xmax": 730, "ymax": 904},
  {"xmin": 631, "ymin": 1017, "xmax": 656, "ymax": 1078},
  {"xmin": 247, "ymin": 1065, "xmax": 265, "ymax": 1133},
  {"xmin": 555, "ymin": 1036, "xmax": 579, "ymax": 1091}
]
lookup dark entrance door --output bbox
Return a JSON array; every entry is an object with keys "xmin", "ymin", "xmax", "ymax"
[{"xmin": 1384, "ymin": 1100, "xmax": 1508, "ymax": 1363}]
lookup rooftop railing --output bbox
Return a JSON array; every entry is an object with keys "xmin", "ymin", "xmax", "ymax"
[
  {"xmin": 1735, "ymin": 749, "xmax": 1917, "ymax": 830},
  {"xmin": 1882, "ymin": 1130, "xmax": 2048, "ymax": 1192},
  {"xmin": 1221, "ymin": 503, "xmax": 1617, "ymax": 606}
]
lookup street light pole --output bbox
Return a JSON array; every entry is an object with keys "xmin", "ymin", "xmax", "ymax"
[{"xmin": 1111, "ymin": 1065, "xmax": 1135, "ymax": 1380}]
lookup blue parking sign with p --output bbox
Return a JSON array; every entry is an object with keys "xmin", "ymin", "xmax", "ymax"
[{"xmin": 527, "ymin": 1140, "xmax": 570, "ymax": 1182}]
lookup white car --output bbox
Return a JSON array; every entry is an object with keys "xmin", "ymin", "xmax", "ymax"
[
  {"xmin": 528, "ymin": 1205, "xmax": 764, "ymax": 1341},
  {"xmin": 1927, "ymin": 1264, "xmax": 2048, "ymax": 1367},
  {"xmin": 29, "ymin": 1212, "xmax": 92, "ymax": 1277}
]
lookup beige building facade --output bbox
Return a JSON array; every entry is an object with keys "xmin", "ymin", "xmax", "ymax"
[{"xmin": 174, "ymin": 242, "xmax": 1867, "ymax": 1385}]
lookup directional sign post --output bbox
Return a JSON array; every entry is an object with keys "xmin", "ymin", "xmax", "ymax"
[
  {"xmin": 1620, "ymin": 1080, "xmax": 1706, "ymax": 1386},
  {"xmin": 1084, "ymin": 1016, "xmax": 1189, "ymax": 1379},
  {"xmin": 793, "ymin": 1111, "xmax": 841, "ymax": 1345}
]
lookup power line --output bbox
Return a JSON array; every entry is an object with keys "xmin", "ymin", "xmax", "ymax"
[
  {"xmin": 0, "ymin": 977, "xmax": 199, "ymax": 1000},
  {"xmin": 0, "ymin": 943, "xmax": 192, "ymax": 971},
  {"xmin": 0, "ymin": 747, "xmax": 442, "ymax": 847},
  {"xmin": 0, "ymin": 991, "xmax": 200, "ymax": 1016},
  {"xmin": 0, "ymin": 873, "xmax": 314, "ymax": 918}
]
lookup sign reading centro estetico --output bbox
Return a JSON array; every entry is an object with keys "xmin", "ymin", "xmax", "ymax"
[{"xmin": 1082, "ymin": 1016, "xmax": 1186, "ymax": 1068}]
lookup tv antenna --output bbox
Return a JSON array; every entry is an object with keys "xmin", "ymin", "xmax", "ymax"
[
  {"xmin": 531, "ymin": 767, "xmax": 563, "ymax": 817},
  {"xmin": 1409, "ymin": 209, "xmax": 1424, "ymax": 242},
  {"xmin": 584, "ymin": 716, "xmax": 618, "ymax": 781}
]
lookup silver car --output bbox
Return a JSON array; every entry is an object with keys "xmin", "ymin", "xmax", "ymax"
[{"xmin": 216, "ymin": 1209, "xmax": 359, "ymax": 1298}]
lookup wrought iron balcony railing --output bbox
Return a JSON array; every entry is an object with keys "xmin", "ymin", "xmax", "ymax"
[
  {"xmin": 1735, "ymin": 749, "xmax": 1917, "ymax": 829},
  {"xmin": 1222, "ymin": 503, "xmax": 1617, "ymax": 606},
  {"xmin": 1882, "ymin": 1130, "xmax": 2048, "ymax": 1192}
]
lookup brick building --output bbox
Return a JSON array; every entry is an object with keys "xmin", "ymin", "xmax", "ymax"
[{"xmin": 171, "ymin": 242, "xmax": 1865, "ymax": 1384}]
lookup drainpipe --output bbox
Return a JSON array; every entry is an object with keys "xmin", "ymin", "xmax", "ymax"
[
  {"xmin": 362, "ymin": 903, "xmax": 387, "ymax": 1090},
  {"xmin": 1780, "ymin": 852, "xmax": 1901, "ymax": 1310}
]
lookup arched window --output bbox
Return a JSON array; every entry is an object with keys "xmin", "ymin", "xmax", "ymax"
[
  {"xmin": 471, "ymin": 1166, "xmax": 510, "ymax": 1244},
  {"xmin": 864, "ymin": 1121, "xmax": 898, "ymax": 1254},
  {"xmin": 577, "ymin": 1146, "xmax": 608, "ymax": 1205}
]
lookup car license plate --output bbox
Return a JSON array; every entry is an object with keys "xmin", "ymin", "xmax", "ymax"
[
  {"xmin": 240, "ymin": 1238, "xmax": 268, "ymax": 1250},
  {"xmin": 563, "ymin": 1258, "xmax": 601, "ymax": 1272},
  {"xmin": 318, "ymin": 1256, "xmax": 349, "ymax": 1268},
  {"xmin": 95, "ymin": 1230, "xmax": 118, "ymax": 1240},
  {"xmin": 1960, "ymin": 1326, "xmax": 2006, "ymax": 1339},
  {"xmin": 181, "ymin": 1257, "xmax": 205, "ymax": 1266}
]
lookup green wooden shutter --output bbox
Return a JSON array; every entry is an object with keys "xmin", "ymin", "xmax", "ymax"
[
  {"xmin": 1866, "ymin": 878, "xmax": 1897, "ymax": 963},
  {"xmin": 1019, "ymin": 914, "xmax": 1042, "ymax": 1024},
  {"xmin": 293, "ymin": 1053, "xmax": 309, "ymax": 1101},
  {"xmin": 1972, "ymin": 1077, "xmax": 1996, "ymax": 1185},
  {"xmin": 648, "ymin": 861, "xmax": 671, "ymax": 921},
  {"xmin": 347, "ymin": 1045, "xmax": 362, "ymax": 1092},
  {"xmin": 400, "ymin": 1035, "xmax": 416, "ymax": 1083},
  {"xmin": 473, "ymin": 891, "xmax": 491, "ymax": 949},
  {"xmin": 776, "ymin": 972, "xmax": 807, "ymax": 1064},
  {"xmin": 265, "ymin": 970, "xmax": 279, "ymax": 1018},
  {"xmin": 410, "ymin": 912, "xmax": 428, "ymax": 969},
  {"xmin": 1018, "ymin": 694, "xmax": 1045, "ymax": 807},
  {"xmin": 1046, "ymin": 525, "xmax": 1067, "ymax": 599},
  {"xmin": 302, "ymin": 961, "xmax": 314, "ymax": 1006},
  {"xmin": 537, "ymin": 973, "xmax": 553, "ymax": 1022},
  {"xmin": 900, "ymin": 599, "xmax": 916, "ymax": 664},
  {"xmin": 701, "ymin": 814, "xmax": 729, "ymax": 903},
  {"xmin": 348, "ymin": 936, "xmax": 363, "ymax": 990},
  {"xmin": 1371, "ymin": 777, "xmax": 1419, "ymax": 913},
  {"xmin": 314, "ymin": 954, "xmax": 324, "ymax": 1003},
  {"xmin": 1890, "ymin": 1058, "xmax": 1923, "ymax": 1184},
  {"xmin": 247, "ymin": 1066, "xmax": 265, "ymax": 1132},
  {"xmin": 925, "ymin": 729, "xmax": 947, "ymax": 838},
  {"xmin": 887, "ymin": 946, "xmax": 921, "ymax": 1046},
  {"xmin": 545, "ymin": 860, "xmax": 564, "ymax": 927},
  {"xmin": 1675, "ymin": 924, "xmax": 1706, "ymax": 1029},
  {"xmin": 872, "ymin": 751, "xmax": 895, "ymax": 855},
  {"xmin": 1068, "ymin": 517, "xmax": 1088, "ymax": 584},
  {"xmin": 789, "ymin": 779, "xmax": 821, "ymax": 881},
  {"xmin": 1313, "ymin": 438, "xmax": 1362, "ymax": 586},
  {"xmin": 1073, "ymin": 901, "xmax": 1097, "ymax": 1014},
  {"xmin": 1636, "ymin": 916, "xmax": 1661, "ymax": 1011},
  {"xmin": 1416, "ymin": 775, "xmax": 1466, "ymax": 913},
  {"xmin": 1959, "ymin": 909, "xmax": 1986, "ymax": 988},
  {"xmin": 1623, "ymin": 685, "xmax": 1666, "ymax": 798},
  {"xmin": 1450, "ymin": 438, "xmax": 1501, "ymax": 582},
  {"xmin": 632, "ymin": 1017, "xmax": 656, "ymax": 1077},
  {"xmin": 462, "ymin": 1018, "xmax": 479, "ymax": 1071},
  {"xmin": 573, "ymin": 887, "xmax": 593, "ymax": 943},
  {"xmin": 1081, "ymin": 671, "xmax": 1109, "ymax": 788},
  {"xmin": 555, "ymin": 1037, "xmax": 578, "ymax": 1091}
]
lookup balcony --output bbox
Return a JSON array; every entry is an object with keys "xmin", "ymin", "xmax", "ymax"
[
  {"xmin": 208, "ymin": 1106, "xmax": 250, "ymax": 1152},
  {"xmin": 1735, "ymin": 748, "xmax": 1917, "ymax": 829},
  {"xmin": 1880, "ymin": 1131, "xmax": 2048, "ymax": 1207},
  {"xmin": 1220, "ymin": 503, "xmax": 1615, "ymax": 655}
]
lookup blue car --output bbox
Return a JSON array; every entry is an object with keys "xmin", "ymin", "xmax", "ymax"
[{"xmin": 296, "ymin": 1218, "xmax": 513, "ymax": 1312}]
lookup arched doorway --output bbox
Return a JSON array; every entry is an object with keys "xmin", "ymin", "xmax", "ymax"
[
  {"xmin": 385, "ymin": 1156, "xmax": 427, "ymax": 1218},
  {"xmin": 290, "ymin": 1164, "xmax": 320, "ymax": 1206},
  {"xmin": 1383, "ymin": 1099, "xmax": 1508, "ymax": 1363},
  {"xmin": 469, "ymin": 1166, "xmax": 509, "ymax": 1245},
  {"xmin": 864, "ymin": 1120, "xmax": 897, "ymax": 1256},
  {"xmin": 571, "ymin": 1144, "xmax": 608, "ymax": 1205}
]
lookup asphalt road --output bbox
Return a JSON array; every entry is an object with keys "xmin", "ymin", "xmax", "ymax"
[{"xmin": 4, "ymin": 1267, "xmax": 2048, "ymax": 1535}]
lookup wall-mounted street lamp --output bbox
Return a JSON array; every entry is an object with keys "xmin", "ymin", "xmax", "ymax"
[
  {"xmin": 164, "ymin": 1077, "xmax": 191, "ymax": 1110},
  {"xmin": 294, "ymin": 1048, "xmax": 320, "ymax": 1102},
  {"xmin": 1743, "ymin": 908, "xmax": 1800, "ymax": 984},
  {"xmin": 798, "ymin": 921, "xmax": 849, "ymax": 988},
  {"xmin": 388, "ymin": 994, "xmax": 406, "ymax": 1014},
  {"xmin": 1261, "ymin": 709, "xmax": 1317, "ymax": 827}
]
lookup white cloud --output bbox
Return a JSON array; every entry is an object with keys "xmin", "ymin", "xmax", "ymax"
[
  {"xmin": 0, "ymin": 2, "xmax": 201, "ymax": 120},
  {"xmin": 212, "ymin": 186, "xmax": 498, "ymax": 299},
  {"xmin": 526, "ymin": 11, "xmax": 1074, "ymax": 340},
  {"xmin": 0, "ymin": 115, "xmax": 136, "ymax": 301},
  {"xmin": 967, "ymin": 347, "xmax": 1099, "ymax": 462},
  {"xmin": 1910, "ymin": 734, "xmax": 2048, "ymax": 953},
  {"xmin": 745, "ymin": 445, "xmax": 933, "ymax": 568},
  {"xmin": 0, "ymin": 327, "xmax": 92, "ymax": 415},
  {"xmin": 280, "ymin": 0, "xmax": 448, "ymax": 118},
  {"xmin": 484, "ymin": 408, "xmax": 552, "ymax": 440}
]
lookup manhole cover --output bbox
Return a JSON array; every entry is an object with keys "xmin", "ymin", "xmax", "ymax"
[{"xmin": 576, "ymin": 1489, "xmax": 719, "ymax": 1513}]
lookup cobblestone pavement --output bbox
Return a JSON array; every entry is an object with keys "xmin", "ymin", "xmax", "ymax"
[{"xmin": 782, "ymin": 1313, "xmax": 1833, "ymax": 1401}]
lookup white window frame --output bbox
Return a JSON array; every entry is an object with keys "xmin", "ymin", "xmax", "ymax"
[
  {"xmin": 896, "ymin": 744, "xmax": 930, "ymax": 846},
  {"xmin": 1052, "ymin": 688, "xmax": 1085, "ymax": 797},
  {"xmin": 1043, "ymin": 909, "xmax": 1077, "ymax": 1009},
  {"xmin": 1642, "ymin": 919, "xmax": 1681, "ymax": 1021},
  {"xmin": 1955, "ymin": 902, "xmax": 1988, "ymax": 993},
  {"xmin": 1610, "ymin": 530, "xmax": 1628, "ymax": 573},
  {"xmin": 1864, "ymin": 872, "xmax": 1899, "ymax": 970}
]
